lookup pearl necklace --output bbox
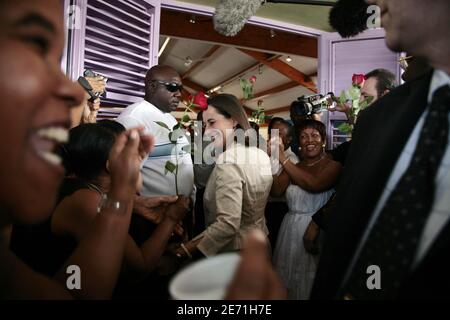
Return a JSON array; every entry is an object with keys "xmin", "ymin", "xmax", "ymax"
[{"xmin": 304, "ymin": 155, "xmax": 325, "ymax": 167}]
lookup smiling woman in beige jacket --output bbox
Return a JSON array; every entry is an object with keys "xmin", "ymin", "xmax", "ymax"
[{"xmin": 175, "ymin": 94, "xmax": 273, "ymax": 258}]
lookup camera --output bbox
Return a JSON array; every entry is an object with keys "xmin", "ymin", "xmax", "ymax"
[{"xmin": 290, "ymin": 93, "xmax": 335, "ymax": 117}]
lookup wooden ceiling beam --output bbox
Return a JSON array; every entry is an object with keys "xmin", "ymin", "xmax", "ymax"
[
  {"xmin": 243, "ymin": 106, "xmax": 253, "ymax": 116},
  {"xmin": 208, "ymin": 62, "xmax": 260, "ymax": 92},
  {"xmin": 181, "ymin": 45, "xmax": 222, "ymax": 80},
  {"xmin": 238, "ymin": 48, "xmax": 317, "ymax": 93},
  {"xmin": 245, "ymin": 81, "xmax": 299, "ymax": 103},
  {"xmin": 182, "ymin": 78, "xmax": 207, "ymax": 93},
  {"xmin": 208, "ymin": 53, "xmax": 280, "ymax": 93},
  {"xmin": 265, "ymin": 106, "xmax": 291, "ymax": 116},
  {"xmin": 160, "ymin": 9, "xmax": 317, "ymax": 58}
]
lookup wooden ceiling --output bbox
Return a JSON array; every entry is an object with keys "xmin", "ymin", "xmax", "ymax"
[{"xmin": 158, "ymin": 9, "xmax": 319, "ymax": 119}]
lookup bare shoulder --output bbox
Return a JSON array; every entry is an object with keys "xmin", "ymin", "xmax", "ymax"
[
  {"xmin": 323, "ymin": 157, "xmax": 342, "ymax": 170},
  {"xmin": 52, "ymin": 189, "xmax": 101, "ymax": 238}
]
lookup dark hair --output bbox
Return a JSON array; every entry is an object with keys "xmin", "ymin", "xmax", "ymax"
[
  {"xmin": 365, "ymin": 69, "xmax": 397, "ymax": 98},
  {"xmin": 268, "ymin": 117, "xmax": 285, "ymax": 133},
  {"xmin": 61, "ymin": 121, "xmax": 125, "ymax": 181},
  {"xmin": 196, "ymin": 111, "xmax": 203, "ymax": 121},
  {"xmin": 297, "ymin": 119, "xmax": 327, "ymax": 142},
  {"xmin": 207, "ymin": 94, "xmax": 251, "ymax": 131},
  {"xmin": 97, "ymin": 119, "xmax": 126, "ymax": 134}
]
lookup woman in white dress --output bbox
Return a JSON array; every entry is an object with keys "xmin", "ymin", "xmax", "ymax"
[{"xmin": 271, "ymin": 119, "xmax": 342, "ymax": 300}]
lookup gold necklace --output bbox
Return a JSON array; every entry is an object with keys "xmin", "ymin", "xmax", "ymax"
[{"xmin": 304, "ymin": 155, "xmax": 325, "ymax": 167}]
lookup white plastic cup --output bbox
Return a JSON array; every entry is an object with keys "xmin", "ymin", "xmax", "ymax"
[{"xmin": 169, "ymin": 252, "xmax": 241, "ymax": 300}]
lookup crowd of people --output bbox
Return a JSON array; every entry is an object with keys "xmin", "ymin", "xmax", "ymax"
[{"xmin": 0, "ymin": 0, "xmax": 449, "ymax": 300}]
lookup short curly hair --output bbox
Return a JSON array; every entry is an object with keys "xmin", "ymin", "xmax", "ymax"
[{"xmin": 297, "ymin": 119, "xmax": 327, "ymax": 142}]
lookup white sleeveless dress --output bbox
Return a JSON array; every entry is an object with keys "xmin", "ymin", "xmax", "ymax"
[{"xmin": 273, "ymin": 184, "xmax": 334, "ymax": 300}]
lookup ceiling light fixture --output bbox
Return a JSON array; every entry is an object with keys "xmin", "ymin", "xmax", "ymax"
[
  {"xmin": 189, "ymin": 14, "xmax": 197, "ymax": 24},
  {"xmin": 210, "ymin": 85, "xmax": 222, "ymax": 93},
  {"xmin": 158, "ymin": 37, "xmax": 171, "ymax": 57},
  {"xmin": 270, "ymin": 29, "xmax": 276, "ymax": 38},
  {"xmin": 184, "ymin": 56, "xmax": 193, "ymax": 67},
  {"xmin": 286, "ymin": 56, "xmax": 292, "ymax": 62}
]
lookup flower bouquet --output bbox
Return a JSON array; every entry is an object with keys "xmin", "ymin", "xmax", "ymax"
[{"xmin": 336, "ymin": 74, "xmax": 374, "ymax": 133}]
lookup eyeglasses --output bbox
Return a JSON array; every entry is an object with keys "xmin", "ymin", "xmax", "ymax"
[
  {"xmin": 151, "ymin": 80, "xmax": 183, "ymax": 93},
  {"xmin": 398, "ymin": 56, "xmax": 413, "ymax": 71}
]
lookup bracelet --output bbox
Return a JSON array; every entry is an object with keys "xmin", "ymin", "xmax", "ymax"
[
  {"xmin": 281, "ymin": 158, "xmax": 290, "ymax": 167},
  {"xmin": 180, "ymin": 243, "xmax": 193, "ymax": 259},
  {"xmin": 97, "ymin": 193, "xmax": 124, "ymax": 213}
]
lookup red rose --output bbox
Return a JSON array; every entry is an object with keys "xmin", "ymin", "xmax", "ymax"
[
  {"xmin": 249, "ymin": 75, "xmax": 257, "ymax": 84},
  {"xmin": 193, "ymin": 92, "xmax": 208, "ymax": 111},
  {"xmin": 352, "ymin": 74, "xmax": 365, "ymax": 86}
]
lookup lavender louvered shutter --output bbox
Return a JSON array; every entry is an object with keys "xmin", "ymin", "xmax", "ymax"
[
  {"xmin": 318, "ymin": 29, "xmax": 401, "ymax": 149},
  {"xmin": 63, "ymin": 0, "xmax": 161, "ymax": 118}
]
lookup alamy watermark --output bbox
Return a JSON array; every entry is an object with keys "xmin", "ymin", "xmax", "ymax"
[
  {"xmin": 367, "ymin": 5, "xmax": 382, "ymax": 30},
  {"xmin": 66, "ymin": 265, "xmax": 81, "ymax": 290},
  {"xmin": 366, "ymin": 265, "xmax": 381, "ymax": 290},
  {"xmin": 169, "ymin": 121, "xmax": 281, "ymax": 176}
]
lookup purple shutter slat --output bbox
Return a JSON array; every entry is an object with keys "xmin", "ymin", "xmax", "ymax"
[
  {"xmin": 125, "ymin": 0, "xmax": 148, "ymax": 12},
  {"xmin": 94, "ymin": 0, "xmax": 151, "ymax": 27},
  {"xmin": 107, "ymin": 85, "xmax": 145, "ymax": 97},
  {"xmin": 85, "ymin": 36, "xmax": 148, "ymax": 62},
  {"xmin": 94, "ymin": 72, "xmax": 145, "ymax": 87},
  {"xmin": 86, "ymin": 26, "xmax": 149, "ymax": 54},
  {"xmin": 87, "ymin": 4, "xmax": 150, "ymax": 35},
  {"xmin": 84, "ymin": 59, "xmax": 145, "ymax": 78},
  {"xmin": 118, "ymin": 0, "xmax": 152, "ymax": 19},
  {"xmin": 86, "ymin": 16, "xmax": 150, "ymax": 45},
  {"xmin": 85, "ymin": 48, "xmax": 149, "ymax": 70}
]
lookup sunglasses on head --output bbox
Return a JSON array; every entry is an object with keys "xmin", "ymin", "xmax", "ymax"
[{"xmin": 152, "ymin": 80, "xmax": 183, "ymax": 92}]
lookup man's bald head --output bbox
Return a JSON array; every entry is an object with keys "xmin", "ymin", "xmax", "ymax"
[{"xmin": 145, "ymin": 65, "xmax": 182, "ymax": 113}]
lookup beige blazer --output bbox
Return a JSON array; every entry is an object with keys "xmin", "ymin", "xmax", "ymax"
[{"xmin": 197, "ymin": 143, "xmax": 273, "ymax": 257}]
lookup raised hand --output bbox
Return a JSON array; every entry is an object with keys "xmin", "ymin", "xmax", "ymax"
[
  {"xmin": 85, "ymin": 75, "xmax": 107, "ymax": 95},
  {"xmin": 133, "ymin": 195, "xmax": 185, "ymax": 236}
]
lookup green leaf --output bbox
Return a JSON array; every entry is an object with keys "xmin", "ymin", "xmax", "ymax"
[
  {"xmin": 359, "ymin": 100, "xmax": 369, "ymax": 110},
  {"xmin": 165, "ymin": 161, "xmax": 177, "ymax": 174},
  {"xmin": 348, "ymin": 86, "xmax": 361, "ymax": 100},
  {"xmin": 258, "ymin": 113, "xmax": 265, "ymax": 124},
  {"xmin": 337, "ymin": 123, "xmax": 353, "ymax": 134},
  {"xmin": 339, "ymin": 91, "xmax": 347, "ymax": 105},
  {"xmin": 181, "ymin": 114, "xmax": 191, "ymax": 124},
  {"xmin": 155, "ymin": 121, "xmax": 170, "ymax": 131}
]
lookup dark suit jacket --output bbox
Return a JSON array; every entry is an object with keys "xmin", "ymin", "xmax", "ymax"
[{"xmin": 311, "ymin": 71, "xmax": 450, "ymax": 299}]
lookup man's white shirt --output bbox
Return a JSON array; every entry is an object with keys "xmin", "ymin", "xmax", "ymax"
[{"xmin": 116, "ymin": 100, "xmax": 195, "ymax": 198}]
